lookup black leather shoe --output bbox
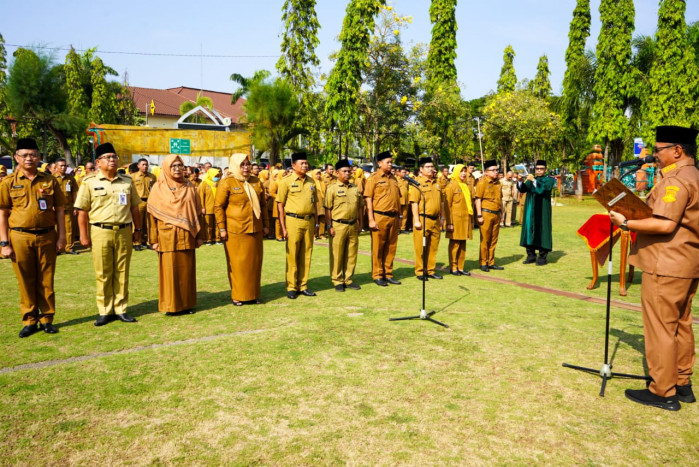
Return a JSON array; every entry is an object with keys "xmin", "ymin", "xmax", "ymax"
[
  {"xmin": 536, "ymin": 257, "xmax": 547, "ymax": 266},
  {"xmin": 677, "ymin": 384, "xmax": 696, "ymax": 403},
  {"xmin": 19, "ymin": 324, "xmax": 38, "ymax": 338},
  {"xmin": 523, "ymin": 257, "xmax": 537, "ymax": 264},
  {"xmin": 374, "ymin": 279, "xmax": 388, "ymax": 287},
  {"xmin": 459, "ymin": 270, "xmax": 471, "ymax": 276},
  {"xmin": 94, "ymin": 315, "xmax": 114, "ymax": 326},
  {"xmin": 115, "ymin": 313, "xmax": 137, "ymax": 323},
  {"xmin": 345, "ymin": 283, "xmax": 361, "ymax": 290},
  {"xmin": 416, "ymin": 275, "xmax": 428, "ymax": 281},
  {"xmin": 67, "ymin": 251, "xmax": 79, "ymax": 255},
  {"xmin": 385, "ymin": 277, "xmax": 401, "ymax": 285},
  {"xmin": 428, "ymin": 273, "xmax": 443, "ymax": 280},
  {"xmin": 625, "ymin": 388, "xmax": 681, "ymax": 411},
  {"xmin": 287, "ymin": 290, "xmax": 298, "ymax": 299},
  {"xmin": 480, "ymin": 265, "xmax": 489, "ymax": 272},
  {"xmin": 334, "ymin": 284, "xmax": 345, "ymax": 292},
  {"xmin": 450, "ymin": 270, "xmax": 460, "ymax": 276},
  {"xmin": 489, "ymin": 265, "xmax": 504, "ymax": 270},
  {"xmin": 40, "ymin": 323, "xmax": 58, "ymax": 334},
  {"xmin": 133, "ymin": 245, "xmax": 142, "ymax": 251},
  {"xmin": 300, "ymin": 289, "xmax": 317, "ymax": 297}
]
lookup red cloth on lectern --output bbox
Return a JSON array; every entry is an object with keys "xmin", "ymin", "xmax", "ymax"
[{"xmin": 577, "ymin": 213, "xmax": 637, "ymax": 265}]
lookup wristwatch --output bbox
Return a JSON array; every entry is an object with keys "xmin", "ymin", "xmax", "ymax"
[
  {"xmin": 0, "ymin": 241, "xmax": 9, "ymax": 247},
  {"xmin": 620, "ymin": 220, "xmax": 629, "ymax": 231}
]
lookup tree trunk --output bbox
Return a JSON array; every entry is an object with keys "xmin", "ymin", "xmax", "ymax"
[{"xmin": 48, "ymin": 126, "xmax": 76, "ymax": 167}]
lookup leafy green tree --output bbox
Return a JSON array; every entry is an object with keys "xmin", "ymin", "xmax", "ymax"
[
  {"xmin": 689, "ymin": 21, "xmax": 699, "ymax": 67},
  {"xmin": 589, "ymin": 0, "xmax": 635, "ymax": 170},
  {"xmin": 645, "ymin": 0, "xmax": 699, "ymax": 133},
  {"xmin": 497, "ymin": 45, "xmax": 517, "ymax": 94},
  {"xmin": 87, "ymin": 56, "xmax": 113, "ymax": 124},
  {"xmin": 230, "ymin": 70, "xmax": 272, "ymax": 103},
  {"xmin": 277, "ymin": 0, "xmax": 320, "ymax": 93},
  {"xmin": 179, "ymin": 92, "xmax": 214, "ymax": 124},
  {"xmin": 0, "ymin": 33, "xmax": 12, "ymax": 155},
  {"xmin": 426, "ymin": 0, "xmax": 458, "ymax": 90},
  {"xmin": 531, "ymin": 55, "xmax": 552, "ymax": 99}
]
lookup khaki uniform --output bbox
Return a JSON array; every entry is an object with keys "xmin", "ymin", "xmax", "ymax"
[
  {"xmin": 629, "ymin": 158, "xmax": 698, "ymax": 398},
  {"xmin": 325, "ymin": 180, "xmax": 363, "ymax": 286},
  {"xmin": 500, "ymin": 178, "xmax": 515, "ymax": 227},
  {"xmin": 475, "ymin": 177, "xmax": 503, "ymax": 266},
  {"xmin": 321, "ymin": 172, "xmax": 336, "ymax": 187},
  {"xmin": 268, "ymin": 178, "xmax": 282, "ymax": 240},
  {"xmin": 198, "ymin": 182, "xmax": 219, "ymax": 243},
  {"xmin": 445, "ymin": 182, "xmax": 473, "ymax": 272},
  {"xmin": 0, "ymin": 171, "xmax": 65, "ymax": 325},
  {"xmin": 410, "ymin": 175, "xmax": 442, "ymax": 276},
  {"xmin": 56, "ymin": 174, "xmax": 79, "ymax": 251},
  {"xmin": 396, "ymin": 175, "xmax": 410, "ymax": 230},
  {"xmin": 315, "ymin": 179, "xmax": 327, "ymax": 238},
  {"xmin": 277, "ymin": 173, "xmax": 317, "ymax": 292},
  {"xmin": 364, "ymin": 171, "xmax": 401, "ymax": 280},
  {"xmin": 131, "ymin": 171, "xmax": 156, "ymax": 244},
  {"xmin": 74, "ymin": 173, "xmax": 141, "ymax": 316}
]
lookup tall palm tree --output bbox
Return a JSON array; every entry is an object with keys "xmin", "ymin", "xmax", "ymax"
[{"xmin": 230, "ymin": 70, "xmax": 271, "ymax": 104}]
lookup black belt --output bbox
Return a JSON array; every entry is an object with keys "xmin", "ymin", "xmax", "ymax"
[
  {"xmin": 140, "ymin": 198, "xmax": 148, "ymax": 201},
  {"xmin": 333, "ymin": 219, "xmax": 356, "ymax": 225},
  {"xmin": 482, "ymin": 208, "xmax": 501, "ymax": 215},
  {"xmin": 92, "ymin": 223, "xmax": 132, "ymax": 230},
  {"xmin": 420, "ymin": 213, "xmax": 439, "ymax": 221},
  {"xmin": 373, "ymin": 210, "xmax": 397, "ymax": 217},
  {"xmin": 11, "ymin": 227, "xmax": 53, "ymax": 235},
  {"xmin": 285, "ymin": 212, "xmax": 313, "ymax": 220}
]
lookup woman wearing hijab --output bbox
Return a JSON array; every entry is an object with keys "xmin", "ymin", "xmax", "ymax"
[
  {"xmin": 444, "ymin": 163, "xmax": 474, "ymax": 276},
  {"xmin": 198, "ymin": 167, "xmax": 222, "ymax": 244},
  {"xmin": 147, "ymin": 155, "xmax": 205, "ymax": 315},
  {"xmin": 215, "ymin": 153, "xmax": 269, "ymax": 306}
]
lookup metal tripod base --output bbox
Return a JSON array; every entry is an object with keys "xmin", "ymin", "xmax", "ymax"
[
  {"xmin": 562, "ymin": 362, "xmax": 650, "ymax": 397},
  {"xmin": 389, "ymin": 309, "xmax": 449, "ymax": 328}
]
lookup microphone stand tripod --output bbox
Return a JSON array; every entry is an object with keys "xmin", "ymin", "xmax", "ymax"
[
  {"xmin": 562, "ymin": 166, "xmax": 650, "ymax": 396},
  {"xmin": 390, "ymin": 179, "xmax": 449, "ymax": 328}
]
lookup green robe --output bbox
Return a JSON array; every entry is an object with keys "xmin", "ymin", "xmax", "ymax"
[{"xmin": 519, "ymin": 176, "xmax": 555, "ymax": 251}]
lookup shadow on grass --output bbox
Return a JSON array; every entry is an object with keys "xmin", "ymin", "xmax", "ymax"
[{"xmin": 609, "ymin": 329, "xmax": 649, "ymax": 377}]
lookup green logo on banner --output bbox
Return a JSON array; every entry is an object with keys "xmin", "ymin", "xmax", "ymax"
[{"xmin": 170, "ymin": 138, "xmax": 191, "ymax": 154}]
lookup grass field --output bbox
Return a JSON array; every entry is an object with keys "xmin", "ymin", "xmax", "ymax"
[{"xmin": 1, "ymin": 196, "xmax": 697, "ymax": 465}]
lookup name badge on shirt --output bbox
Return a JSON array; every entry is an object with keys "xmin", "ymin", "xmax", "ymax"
[
  {"xmin": 38, "ymin": 198, "xmax": 48, "ymax": 211},
  {"xmin": 66, "ymin": 183, "xmax": 71, "ymax": 192},
  {"xmin": 119, "ymin": 192, "xmax": 128, "ymax": 206}
]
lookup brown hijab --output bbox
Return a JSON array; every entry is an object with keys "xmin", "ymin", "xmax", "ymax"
[
  {"xmin": 147, "ymin": 154, "xmax": 202, "ymax": 236},
  {"xmin": 229, "ymin": 153, "xmax": 261, "ymax": 220}
]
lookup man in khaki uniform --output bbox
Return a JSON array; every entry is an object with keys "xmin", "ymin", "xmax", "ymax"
[
  {"xmin": 75, "ymin": 142, "xmax": 142, "ymax": 326},
  {"xmin": 500, "ymin": 170, "xmax": 515, "ymax": 227},
  {"xmin": 411, "ymin": 157, "xmax": 445, "ymax": 280},
  {"xmin": 475, "ymin": 159, "xmax": 504, "ymax": 272},
  {"xmin": 395, "ymin": 166, "xmax": 411, "ymax": 233},
  {"xmin": 54, "ymin": 159, "xmax": 79, "ymax": 254},
  {"xmin": 610, "ymin": 125, "xmax": 698, "ymax": 411},
  {"xmin": 131, "ymin": 158, "xmax": 156, "ymax": 250},
  {"xmin": 277, "ymin": 152, "xmax": 319, "ymax": 299},
  {"xmin": 364, "ymin": 151, "xmax": 402, "ymax": 287},
  {"xmin": 321, "ymin": 163, "xmax": 336, "ymax": 186},
  {"xmin": 325, "ymin": 159, "xmax": 363, "ymax": 292},
  {"xmin": 0, "ymin": 138, "xmax": 66, "ymax": 337}
]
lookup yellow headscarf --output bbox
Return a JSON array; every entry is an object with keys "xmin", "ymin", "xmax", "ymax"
[
  {"xmin": 229, "ymin": 153, "xmax": 261, "ymax": 220},
  {"xmin": 354, "ymin": 167, "xmax": 364, "ymax": 183},
  {"xmin": 151, "ymin": 166, "xmax": 162, "ymax": 179},
  {"xmin": 202, "ymin": 168, "xmax": 220, "ymax": 198},
  {"xmin": 39, "ymin": 162, "xmax": 48, "ymax": 172},
  {"xmin": 450, "ymin": 164, "xmax": 473, "ymax": 215},
  {"xmin": 259, "ymin": 169, "xmax": 269, "ymax": 182}
]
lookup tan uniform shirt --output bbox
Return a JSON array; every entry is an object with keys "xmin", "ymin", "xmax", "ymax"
[
  {"xmin": 324, "ymin": 181, "xmax": 363, "ymax": 221},
  {"xmin": 214, "ymin": 176, "xmax": 269, "ymax": 234},
  {"xmin": 409, "ymin": 175, "xmax": 442, "ymax": 217},
  {"xmin": 198, "ymin": 183, "xmax": 217, "ymax": 214},
  {"xmin": 364, "ymin": 171, "xmax": 401, "ymax": 213},
  {"xmin": 475, "ymin": 177, "xmax": 503, "ymax": 212},
  {"xmin": 74, "ymin": 173, "xmax": 141, "ymax": 224},
  {"xmin": 131, "ymin": 171, "xmax": 157, "ymax": 200},
  {"xmin": 0, "ymin": 171, "xmax": 65, "ymax": 228},
  {"xmin": 276, "ymin": 174, "xmax": 317, "ymax": 216},
  {"xmin": 500, "ymin": 178, "xmax": 515, "ymax": 201},
  {"xmin": 465, "ymin": 173, "xmax": 476, "ymax": 198},
  {"xmin": 396, "ymin": 176, "xmax": 409, "ymax": 206},
  {"xmin": 56, "ymin": 174, "xmax": 79, "ymax": 209},
  {"xmin": 630, "ymin": 158, "xmax": 699, "ymax": 278}
]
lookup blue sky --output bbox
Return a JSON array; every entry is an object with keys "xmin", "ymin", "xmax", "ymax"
[{"xmin": 2, "ymin": 0, "xmax": 698, "ymax": 100}]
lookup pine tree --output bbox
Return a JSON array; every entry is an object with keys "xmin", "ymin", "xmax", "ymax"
[
  {"xmin": 426, "ymin": 0, "xmax": 458, "ymax": 90},
  {"xmin": 497, "ymin": 45, "xmax": 517, "ymax": 93},
  {"xmin": 589, "ymin": 0, "xmax": 635, "ymax": 169},
  {"xmin": 645, "ymin": 0, "xmax": 699, "ymax": 132},
  {"xmin": 531, "ymin": 55, "xmax": 552, "ymax": 99},
  {"xmin": 276, "ymin": 0, "xmax": 320, "ymax": 93}
]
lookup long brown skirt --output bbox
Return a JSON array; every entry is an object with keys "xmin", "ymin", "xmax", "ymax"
[
  {"xmin": 158, "ymin": 250, "xmax": 197, "ymax": 312},
  {"xmin": 224, "ymin": 231, "xmax": 263, "ymax": 302}
]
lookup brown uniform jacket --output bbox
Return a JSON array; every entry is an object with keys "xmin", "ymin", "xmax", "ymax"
[
  {"xmin": 149, "ymin": 217, "xmax": 204, "ymax": 252},
  {"xmin": 396, "ymin": 176, "xmax": 410, "ymax": 206},
  {"xmin": 475, "ymin": 177, "xmax": 503, "ymax": 212},
  {"xmin": 324, "ymin": 181, "xmax": 363, "ymax": 221},
  {"xmin": 0, "ymin": 171, "xmax": 65, "ymax": 228},
  {"xmin": 214, "ymin": 176, "xmax": 269, "ymax": 234},
  {"xmin": 409, "ymin": 175, "xmax": 442, "ymax": 218},
  {"xmin": 276, "ymin": 173, "xmax": 317, "ymax": 216},
  {"xmin": 56, "ymin": 174, "xmax": 79, "ymax": 209},
  {"xmin": 198, "ymin": 182, "xmax": 217, "ymax": 214},
  {"xmin": 364, "ymin": 171, "xmax": 401, "ymax": 213},
  {"xmin": 445, "ymin": 182, "xmax": 473, "ymax": 240},
  {"xmin": 132, "ymin": 171, "xmax": 157, "ymax": 200},
  {"xmin": 629, "ymin": 158, "xmax": 699, "ymax": 278}
]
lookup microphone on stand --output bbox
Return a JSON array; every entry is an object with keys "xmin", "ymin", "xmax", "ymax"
[
  {"xmin": 618, "ymin": 155, "xmax": 655, "ymax": 168},
  {"xmin": 405, "ymin": 175, "xmax": 421, "ymax": 188}
]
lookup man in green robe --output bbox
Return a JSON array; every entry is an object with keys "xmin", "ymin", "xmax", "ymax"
[{"xmin": 518, "ymin": 160, "xmax": 555, "ymax": 265}]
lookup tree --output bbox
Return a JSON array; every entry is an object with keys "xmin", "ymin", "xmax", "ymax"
[
  {"xmin": 531, "ymin": 55, "xmax": 552, "ymax": 99},
  {"xmin": 87, "ymin": 56, "xmax": 113, "ymax": 124},
  {"xmin": 497, "ymin": 45, "xmax": 517, "ymax": 94},
  {"xmin": 0, "ymin": 33, "xmax": 12, "ymax": 155},
  {"xmin": 644, "ymin": 0, "xmax": 699, "ymax": 133},
  {"xmin": 243, "ymin": 75, "xmax": 302, "ymax": 166},
  {"xmin": 426, "ymin": 0, "xmax": 458, "ymax": 90},
  {"xmin": 276, "ymin": 0, "xmax": 320, "ymax": 93},
  {"xmin": 589, "ymin": 0, "xmax": 635, "ymax": 171},
  {"xmin": 230, "ymin": 70, "xmax": 272, "ymax": 103},
  {"xmin": 179, "ymin": 92, "xmax": 214, "ymax": 124}
]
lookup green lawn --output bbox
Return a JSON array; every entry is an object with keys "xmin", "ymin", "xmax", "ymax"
[{"xmin": 0, "ymin": 196, "xmax": 696, "ymax": 465}]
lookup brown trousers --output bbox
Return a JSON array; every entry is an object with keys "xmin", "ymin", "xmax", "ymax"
[
  {"xmin": 63, "ymin": 211, "xmax": 76, "ymax": 251},
  {"xmin": 641, "ymin": 273, "xmax": 697, "ymax": 397},
  {"xmin": 285, "ymin": 216, "xmax": 314, "ymax": 292},
  {"xmin": 158, "ymin": 250, "xmax": 197, "ymax": 312},
  {"xmin": 400, "ymin": 205, "xmax": 409, "ymax": 230},
  {"xmin": 224, "ymin": 231, "xmax": 263, "ymax": 301},
  {"xmin": 501, "ymin": 200, "xmax": 513, "ymax": 226},
  {"xmin": 478, "ymin": 211, "xmax": 500, "ymax": 266},
  {"xmin": 137, "ymin": 201, "xmax": 149, "ymax": 244},
  {"xmin": 201, "ymin": 214, "xmax": 219, "ymax": 243},
  {"xmin": 448, "ymin": 239, "xmax": 467, "ymax": 272},
  {"xmin": 370, "ymin": 213, "xmax": 399, "ymax": 279},
  {"xmin": 10, "ymin": 230, "xmax": 57, "ymax": 325},
  {"xmin": 413, "ymin": 217, "xmax": 441, "ymax": 276},
  {"xmin": 329, "ymin": 221, "xmax": 359, "ymax": 286}
]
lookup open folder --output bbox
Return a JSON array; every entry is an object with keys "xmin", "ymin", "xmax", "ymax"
[{"xmin": 592, "ymin": 178, "xmax": 652, "ymax": 220}]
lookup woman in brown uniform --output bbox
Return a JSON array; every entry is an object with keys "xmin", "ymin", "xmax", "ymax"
[
  {"xmin": 198, "ymin": 168, "xmax": 221, "ymax": 245},
  {"xmin": 148, "ymin": 155, "xmax": 204, "ymax": 315},
  {"xmin": 215, "ymin": 153, "xmax": 269, "ymax": 306},
  {"xmin": 445, "ymin": 164, "xmax": 473, "ymax": 276}
]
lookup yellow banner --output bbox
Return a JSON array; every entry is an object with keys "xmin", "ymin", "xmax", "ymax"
[{"xmin": 87, "ymin": 124, "xmax": 251, "ymax": 158}]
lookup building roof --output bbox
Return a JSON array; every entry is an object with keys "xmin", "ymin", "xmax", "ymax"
[{"xmin": 129, "ymin": 86, "xmax": 245, "ymax": 123}]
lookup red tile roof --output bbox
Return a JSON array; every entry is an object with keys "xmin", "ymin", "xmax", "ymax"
[{"xmin": 129, "ymin": 86, "xmax": 245, "ymax": 123}]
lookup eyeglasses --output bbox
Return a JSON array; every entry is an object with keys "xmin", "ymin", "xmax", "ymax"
[
  {"xmin": 486, "ymin": 168, "xmax": 499, "ymax": 172},
  {"xmin": 98, "ymin": 155, "xmax": 119, "ymax": 161},
  {"xmin": 653, "ymin": 144, "xmax": 676, "ymax": 153},
  {"xmin": 16, "ymin": 153, "xmax": 40, "ymax": 159},
  {"xmin": 170, "ymin": 164, "xmax": 185, "ymax": 169}
]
